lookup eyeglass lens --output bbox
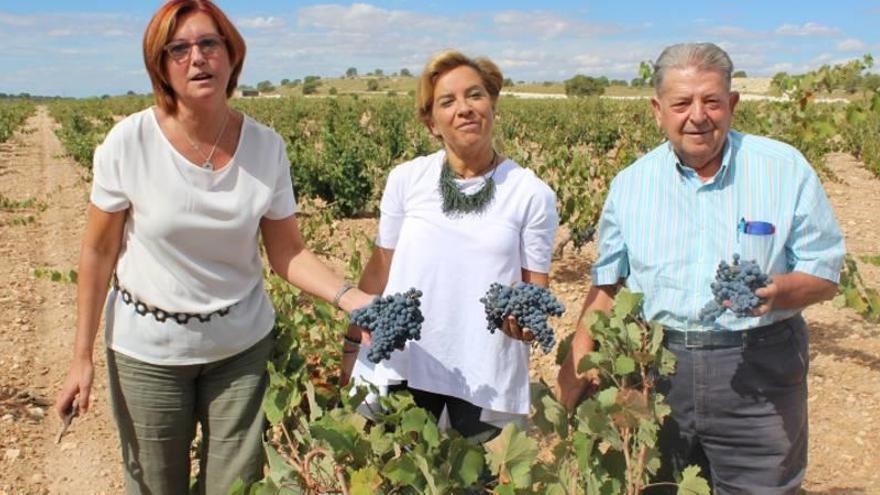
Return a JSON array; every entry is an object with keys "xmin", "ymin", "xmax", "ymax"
[{"xmin": 166, "ymin": 36, "xmax": 223, "ymax": 60}]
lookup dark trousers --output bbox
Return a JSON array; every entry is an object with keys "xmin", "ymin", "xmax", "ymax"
[
  {"xmin": 652, "ymin": 317, "xmax": 809, "ymax": 495},
  {"xmin": 389, "ymin": 383, "xmax": 501, "ymax": 442}
]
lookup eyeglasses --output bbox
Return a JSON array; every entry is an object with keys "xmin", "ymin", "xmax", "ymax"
[{"xmin": 163, "ymin": 35, "xmax": 226, "ymax": 62}]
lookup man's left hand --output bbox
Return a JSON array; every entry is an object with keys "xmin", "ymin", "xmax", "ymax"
[{"xmin": 752, "ymin": 280, "xmax": 779, "ymax": 316}]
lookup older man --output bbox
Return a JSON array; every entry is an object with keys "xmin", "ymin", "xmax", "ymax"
[{"xmin": 558, "ymin": 43, "xmax": 845, "ymax": 494}]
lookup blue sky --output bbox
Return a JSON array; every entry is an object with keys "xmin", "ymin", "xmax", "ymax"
[{"xmin": 1, "ymin": 1, "xmax": 878, "ymax": 97}]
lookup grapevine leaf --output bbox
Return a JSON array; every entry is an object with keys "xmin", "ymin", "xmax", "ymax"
[
  {"xmin": 653, "ymin": 393, "xmax": 672, "ymax": 421},
  {"xmin": 677, "ymin": 465, "xmax": 711, "ymax": 495},
  {"xmin": 659, "ymin": 348, "xmax": 677, "ymax": 376},
  {"xmin": 448, "ymin": 437, "xmax": 484, "ymax": 487},
  {"xmin": 401, "ymin": 407, "xmax": 429, "ymax": 435},
  {"xmin": 382, "ymin": 454, "xmax": 419, "ymax": 486},
  {"xmin": 556, "ymin": 332, "xmax": 575, "ymax": 366},
  {"xmin": 614, "ymin": 356, "xmax": 635, "ymax": 375},
  {"xmin": 367, "ymin": 424, "xmax": 393, "ymax": 456},
  {"xmin": 865, "ymin": 288, "xmax": 880, "ymax": 319},
  {"xmin": 310, "ymin": 417, "xmax": 360, "ymax": 461},
  {"xmin": 843, "ymin": 286, "xmax": 869, "ymax": 313},
  {"xmin": 532, "ymin": 381, "xmax": 569, "ymax": 437},
  {"xmin": 645, "ymin": 449, "xmax": 662, "ymax": 475},
  {"xmin": 413, "ymin": 453, "xmax": 439, "ymax": 494},
  {"xmin": 494, "ymin": 484, "xmax": 516, "ymax": 495},
  {"xmin": 577, "ymin": 351, "xmax": 607, "ymax": 374},
  {"xmin": 305, "ymin": 381, "xmax": 322, "ymax": 422},
  {"xmin": 572, "ymin": 431, "xmax": 596, "ymax": 472},
  {"xmin": 636, "ymin": 418, "xmax": 659, "ymax": 448},
  {"xmin": 262, "ymin": 381, "xmax": 291, "ymax": 426},
  {"xmin": 314, "ymin": 299, "xmax": 336, "ymax": 321},
  {"xmin": 263, "ymin": 441, "xmax": 295, "ymax": 485},
  {"xmin": 625, "ymin": 322, "xmax": 643, "ymax": 348},
  {"xmin": 227, "ymin": 478, "xmax": 246, "ymax": 495},
  {"xmin": 350, "ymin": 466, "xmax": 382, "ymax": 495},
  {"xmin": 545, "ymin": 483, "xmax": 568, "ymax": 495},
  {"xmin": 596, "ymin": 387, "xmax": 619, "ymax": 410},
  {"xmin": 613, "ymin": 289, "xmax": 642, "ymax": 319},
  {"xmin": 575, "ymin": 399, "xmax": 609, "ymax": 436},
  {"xmin": 649, "ymin": 321, "xmax": 665, "ymax": 354},
  {"xmin": 484, "ymin": 423, "xmax": 538, "ymax": 489}
]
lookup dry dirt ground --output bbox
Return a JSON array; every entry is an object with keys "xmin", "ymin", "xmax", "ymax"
[{"xmin": 0, "ymin": 108, "xmax": 878, "ymax": 494}]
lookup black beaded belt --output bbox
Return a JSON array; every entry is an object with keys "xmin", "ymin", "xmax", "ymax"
[
  {"xmin": 664, "ymin": 319, "xmax": 793, "ymax": 349},
  {"xmin": 112, "ymin": 275, "xmax": 234, "ymax": 324}
]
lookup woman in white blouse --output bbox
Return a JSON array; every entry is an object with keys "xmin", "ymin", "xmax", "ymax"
[
  {"xmin": 53, "ymin": 1, "xmax": 371, "ymax": 493},
  {"xmin": 345, "ymin": 50, "xmax": 559, "ymax": 442}
]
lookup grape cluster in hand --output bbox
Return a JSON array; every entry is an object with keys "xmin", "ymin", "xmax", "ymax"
[
  {"xmin": 480, "ymin": 283, "xmax": 566, "ymax": 353},
  {"xmin": 350, "ymin": 288, "xmax": 424, "ymax": 363},
  {"xmin": 699, "ymin": 254, "xmax": 771, "ymax": 322}
]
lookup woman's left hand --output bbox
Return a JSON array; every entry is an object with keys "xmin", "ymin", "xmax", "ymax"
[{"xmin": 500, "ymin": 315, "xmax": 534, "ymax": 342}]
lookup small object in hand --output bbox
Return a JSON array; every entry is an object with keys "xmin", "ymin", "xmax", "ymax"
[{"xmin": 55, "ymin": 399, "xmax": 79, "ymax": 444}]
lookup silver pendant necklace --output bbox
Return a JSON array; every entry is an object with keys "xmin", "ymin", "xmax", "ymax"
[{"xmin": 177, "ymin": 109, "xmax": 231, "ymax": 170}]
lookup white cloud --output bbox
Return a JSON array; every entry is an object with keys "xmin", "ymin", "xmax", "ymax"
[
  {"xmin": 0, "ymin": 13, "xmax": 35, "ymax": 27},
  {"xmin": 492, "ymin": 10, "xmax": 618, "ymax": 39},
  {"xmin": 703, "ymin": 25, "xmax": 762, "ymax": 40},
  {"xmin": 238, "ymin": 16, "xmax": 285, "ymax": 29},
  {"xmin": 774, "ymin": 22, "xmax": 838, "ymax": 37},
  {"xmin": 296, "ymin": 3, "xmax": 464, "ymax": 35},
  {"xmin": 837, "ymin": 38, "xmax": 866, "ymax": 51}
]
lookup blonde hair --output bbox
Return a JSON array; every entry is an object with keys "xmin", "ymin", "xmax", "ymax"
[
  {"xmin": 416, "ymin": 50, "xmax": 504, "ymax": 129},
  {"xmin": 143, "ymin": 0, "xmax": 246, "ymax": 113}
]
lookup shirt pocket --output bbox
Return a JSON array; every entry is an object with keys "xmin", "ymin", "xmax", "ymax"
[{"xmin": 738, "ymin": 234, "xmax": 775, "ymax": 268}]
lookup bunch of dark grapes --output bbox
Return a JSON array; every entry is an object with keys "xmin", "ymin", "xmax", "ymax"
[
  {"xmin": 699, "ymin": 254, "xmax": 771, "ymax": 322},
  {"xmin": 350, "ymin": 288, "xmax": 424, "ymax": 363},
  {"xmin": 480, "ymin": 283, "xmax": 566, "ymax": 353}
]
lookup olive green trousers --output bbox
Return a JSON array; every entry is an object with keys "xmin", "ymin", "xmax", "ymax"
[{"xmin": 106, "ymin": 332, "xmax": 273, "ymax": 495}]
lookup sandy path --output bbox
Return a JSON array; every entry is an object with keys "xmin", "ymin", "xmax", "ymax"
[{"xmin": 0, "ymin": 107, "xmax": 123, "ymax": 494}]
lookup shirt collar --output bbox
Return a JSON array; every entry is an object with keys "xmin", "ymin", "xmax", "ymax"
[{"xmin": 668, "ymin": 131, "xmax": 735, "ymax": 186}]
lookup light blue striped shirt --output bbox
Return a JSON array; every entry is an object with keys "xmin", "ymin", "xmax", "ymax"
[{"xmin": 592, "ymin": 130, "xmax": 845, "ymax": 331}]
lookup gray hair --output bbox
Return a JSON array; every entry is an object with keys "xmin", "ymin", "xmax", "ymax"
[{"xmin": 653, "ymin": 42, "xmax": 734, "ymax": 93}]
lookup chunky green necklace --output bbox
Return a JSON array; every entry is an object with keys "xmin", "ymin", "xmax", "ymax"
[{"xmin": 439, "ymin": 151, "xmax": 498, "ymax": 216}]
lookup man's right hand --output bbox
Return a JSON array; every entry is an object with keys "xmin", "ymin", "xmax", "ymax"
[
  {"xmin": 556, "ymin": 285, "xmax": 618, "ymax": 410},
  {"xmin": 55, "ymin": 357, "xmax": 93, "ymax": 418}
]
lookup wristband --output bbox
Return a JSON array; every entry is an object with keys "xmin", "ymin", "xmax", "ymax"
[
  {"xmin": 343, "ymin": 335, "xmax": 361, "ymax": 347},
  {"xmin": 333, "ymin": 281, "xmax": 355, "ymax": 309}
]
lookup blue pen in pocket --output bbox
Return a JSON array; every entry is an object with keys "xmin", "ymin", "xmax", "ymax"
[{"xmin": 738, "ymin": 217, "xmax": 775, "ymax": 241}]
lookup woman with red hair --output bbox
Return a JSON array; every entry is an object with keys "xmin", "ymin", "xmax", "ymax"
[{"xmin": 53, "ymin": 1, "xmax": 371, "ymax": 492}]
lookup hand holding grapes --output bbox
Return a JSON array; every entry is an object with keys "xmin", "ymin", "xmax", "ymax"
[
  {"xmin": 751, "ymin": 279, "xmax": 779, "ymax": 316},
  {"xmin": 500, "ymin": 315, "xmax": 535, "ymax": 343}
]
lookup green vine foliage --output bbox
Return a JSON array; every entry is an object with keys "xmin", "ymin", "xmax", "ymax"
[
  {"xmin": 0, "ymin": 99, "xmax": 35, "ymax": 143},
  {"xmin": 240, "ymin": 289, "xmax": 709, "ymax": 495},
  {"xmin": 833, "ymin": 255, "xmax": 880, "ymax": 323}
]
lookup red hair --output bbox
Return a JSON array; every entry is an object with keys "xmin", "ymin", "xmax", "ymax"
[{"xmin": 143, "ymin": 0, "xmax": 246, "ymax": 113}]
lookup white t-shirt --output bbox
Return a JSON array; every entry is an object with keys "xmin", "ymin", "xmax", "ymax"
[
  {"xmin": 351, "ymin": 150, "xmax": 559, "ymax": 420},
  {"xmin": 91, "ymin": 108, "xmax": 297, "ymax": 365}
]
